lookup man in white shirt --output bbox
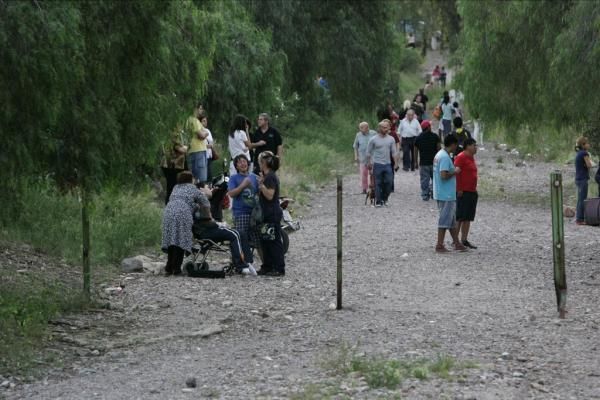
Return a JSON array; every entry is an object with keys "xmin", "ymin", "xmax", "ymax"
[{"xmin": 399, "ymin": 109, "xmax": 422, "ymax": 171}]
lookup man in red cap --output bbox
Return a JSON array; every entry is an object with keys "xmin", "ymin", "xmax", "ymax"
[{"xmin": 415, "ymin": 120, "xmax": 441, "ymax": 201}]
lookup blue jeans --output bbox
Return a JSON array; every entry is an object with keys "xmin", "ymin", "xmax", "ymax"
[
  {"xmin": 189, "ymin": 151, "xmax": 208, "ymax": 183},
  {"xmin": 373, "ymin": 163, "xmax": 393, "ymax": 204},
  {"xmin": 576, "ymin": 179, "xmax": 588, "ymax": 222},
  {"xmin": 420, "ymin": 165, "xmax": 433, "ymax": 200}
]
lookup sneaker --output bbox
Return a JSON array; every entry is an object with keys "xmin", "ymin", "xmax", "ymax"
[
  {"xmin": 242, "ymin": 265, "xmax": 258, "ymax": 276},
  {"xmin": 375, "ymin": 203, "xmax": 383, "ymax": 208},
  {"xmin": 453, "ymin": 243, "xmax": 468, "ymax": 252},
  {"xmin": 462, "ymin": 240, "xmax": 477, "ymax": 249},
  {"xmin": 435, "ymin": 244, "xmax": 450, "ymax": 253},
  {"xmin": 576, "ymin": 220, "xmax": 587, "ymax": 226},
  {"xmin": 383, "ymin": 201, "xmax": 389, "ymax": 207}
]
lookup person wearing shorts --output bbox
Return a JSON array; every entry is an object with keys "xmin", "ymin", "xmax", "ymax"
[
  {"xmin": 433, "ymin": 135, "xmax": 467, "ymax": 253},
  {"xmin": 454, "ymin": 138, "xmax": 479, "ymax": 249}
]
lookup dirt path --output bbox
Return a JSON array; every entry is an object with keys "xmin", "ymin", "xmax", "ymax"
[{"xmin": 6, "ymin": 146, "xmax": 599, "ymax": 400}]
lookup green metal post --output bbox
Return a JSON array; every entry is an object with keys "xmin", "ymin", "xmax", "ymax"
[
  {"xmin": 81, "ymin": 186, "xmax": 91, "ymax": 298},
  {"xmin": 336, "ymin": 174, "xmax": 343, "ymax": 310},
  {"xmin": 550, "ymin": 171, "xmax": 567, "ymax": 318}
]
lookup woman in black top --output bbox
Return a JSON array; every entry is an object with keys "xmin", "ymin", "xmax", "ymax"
[{"xmin": 257, "ymin": 151, "xmax": 285, "ymax": 276}]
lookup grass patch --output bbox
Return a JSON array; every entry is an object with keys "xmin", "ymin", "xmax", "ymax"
[
  {"xmin": 294, "ymin": 343, "xmax": 479, "ymax": 398},
  {"xmin": 0, "ymin": 178, "xmax": 162, "ymax": 266},
  {"xmin": 0, "ymin": 267, "xmax": 91, "ymax": 375},
  {"xmin": 485, "ymin": 122, "xmax": 577, "ymax": 163},
  {"xmin": 281, "ymin": 107, "xmax": 360, "ymax": 204}
]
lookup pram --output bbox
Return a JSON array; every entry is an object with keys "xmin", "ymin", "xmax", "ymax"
[{"xmin": 182, "ymin": 236, "xmax": 236, "ymax": 278}]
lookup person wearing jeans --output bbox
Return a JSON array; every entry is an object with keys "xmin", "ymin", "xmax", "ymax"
[
  {"xmin": 366, "ymin": 120, "xmax": 398, "ymax": 207},
  {"xmin": 574, "ymin": 136, "xmax": 592, "ymax": 225},
  {"xmin": 185, "ymin": 102, "xmax": 208, "ymax": 184},
  {"xmin": 415, "ymin": 120, "xmax": 440, "ymax": 201},
  {"xmin": 353, "ymin": 122, "xmax": 376, "ymax": 193}
]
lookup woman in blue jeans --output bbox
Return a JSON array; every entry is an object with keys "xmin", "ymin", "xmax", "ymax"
[{"xmin": 574, "ymin": 136, "xmax": 592, "ymax": 225}]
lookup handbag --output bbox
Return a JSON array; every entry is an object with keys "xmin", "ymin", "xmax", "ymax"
[{"xmin": 211, "ymin": 145, "xmax": 219, "ymax": 161}]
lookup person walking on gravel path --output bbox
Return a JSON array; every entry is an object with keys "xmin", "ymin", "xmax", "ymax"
[
  {"xmin": 574, "ymin": 136, "xmax": 593, "ymax": 225},
  {"xmin": 367, "ymin": 120, "xmax": 398, "ymax": 207},
  {"xmin": 399, "ymin": 109, "xmax": 422, "ymax": 172},
  {"xmin": 433, "ymin": 135, "xmax": 467, "ymax": 252},
  {"xmin": 454, "ymin": 138, "xmax": 479, "ymax": 249},
  {"xmin": 451, "ymin": 116, "xmax": 472, "ymax": 157},
  {"xmin": 415, "ymin": 120, "xmax": 440, "ymax": 201},
  {"xmin": 440, "ymin": 93, "xmax": 454, "ymax": 139},
  {"xmin": 353, "ymin": 122, "xmax": 376, "ymax": 194}
]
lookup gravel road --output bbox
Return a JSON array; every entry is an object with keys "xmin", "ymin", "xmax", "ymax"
[{"xmin": 6, "ymin": 146, "xmax": 600, "ymax": 400}]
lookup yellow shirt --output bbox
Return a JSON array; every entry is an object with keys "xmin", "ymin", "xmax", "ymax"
[{"xmin": 185, "ymin": 116, "xmax": 207, "ymax": 153}]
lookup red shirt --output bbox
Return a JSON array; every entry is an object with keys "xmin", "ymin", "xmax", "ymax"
[{"xmin": 454, "ymin": 152, "xmax": 477, "ymax": 192}]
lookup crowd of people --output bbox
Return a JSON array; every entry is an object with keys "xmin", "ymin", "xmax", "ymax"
[
  {"xmin": 160, "ymin": 104, "xmax": 286, "ymax": 277},
  {"xmin": 355, "ymin": 87, "xmax": 478, "ymax": 252}
]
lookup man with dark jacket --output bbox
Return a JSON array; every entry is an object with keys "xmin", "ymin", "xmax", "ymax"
[
  {"xmin": 415, "ymin": 120, "xmax": 440, "ymax": 201},
  {"xmin": 251, "ymin": 113, "xmax": 283, "ymax": 174}
]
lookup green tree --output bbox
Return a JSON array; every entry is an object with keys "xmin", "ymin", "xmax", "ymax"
[
  {"xmin": 0, "ymin": 0, "xmax": 221, "ymax": 294},
  {"xmin": 203, "ymin": 0, "xmax": 285, "ymax": 137}
]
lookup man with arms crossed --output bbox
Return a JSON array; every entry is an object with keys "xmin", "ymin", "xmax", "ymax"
[
  {"xmin": 433, "ymin": 135, "xmax": 467, "ymax": 252},
  {"xmin": 454, "ymin": 138, "xmax": 479, "ymax": 249}
]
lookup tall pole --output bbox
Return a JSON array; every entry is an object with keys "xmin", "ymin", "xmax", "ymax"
[
  {"xmin": 336, "ymin": 174, "xmax": 343, "ymax": 310},
  {"xmin": 550, "ymin": 171, "xmax": 567, "ymax": 318},
  {"xmin": 81, "ymin": 186, "xmax": 91, "ymax": 298}
]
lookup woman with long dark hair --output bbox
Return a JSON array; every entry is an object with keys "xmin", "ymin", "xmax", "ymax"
[
  {"xmin": 257, "ymin": 151, "xmax": 285, "ymax": 276},
  {"xmin": 440, "ymin": 93, "xmax": 454, "ymax": 139}
]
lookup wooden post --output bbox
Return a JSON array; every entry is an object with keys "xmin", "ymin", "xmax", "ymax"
[
  {"xmin": 550, "ymin": 171, "xmax": 567, "ymax": 318},
  {"xmin": 336, "ymin": 174, "xmax": 343, "ymax": 310},
  {"xmin": 81, "ymin": 186, "xmax": 91, "ymax": 298}
]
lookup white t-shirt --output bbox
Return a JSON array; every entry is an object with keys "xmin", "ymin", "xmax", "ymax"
[
  {"xmin": 399, "ymin": 118, "xmax": 422, "ymax": 138},
  {"xmin": 228, "ymin": 130, "xmax": 250, "ymax": 161},
  {"xmin": 205, "ymin": 128, "xmax": 214, "ymax": 159}
]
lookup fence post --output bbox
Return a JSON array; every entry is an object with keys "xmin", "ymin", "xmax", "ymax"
[
  {"xmin": 336, "ymin": 174, "xmax": 343, "ymax": 310},
  {"xmin": 550, "ymin": 171, "xmax": 567, "ymax": 318}
]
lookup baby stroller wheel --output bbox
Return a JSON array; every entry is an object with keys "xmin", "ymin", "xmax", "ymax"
[{"xmin": 281, "ymin": 229, "xmax": 289, "ymax": 254}]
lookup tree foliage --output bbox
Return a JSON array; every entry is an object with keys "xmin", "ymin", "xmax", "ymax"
[
  {"xmin": 0, "ymin": 0, "xmax": 220, "ymax": 192},
  {"xmin": 456, "ymin": 0, "xmax": 599, "ymax": 137}
]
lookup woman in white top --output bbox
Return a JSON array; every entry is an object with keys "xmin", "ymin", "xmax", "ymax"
[
  {"xmin": 228, "ymin": 114, "xmax": 265, "ymax": 176},
  {"xmin": 200, "ymin": 113, "xmax": 214, "ymax": 181}
]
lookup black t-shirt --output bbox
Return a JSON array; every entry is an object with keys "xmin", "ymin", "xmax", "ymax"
[
  {"xmin": 260, "ymin": 172, "xmax": 282, "ymax": 223},
  {"xmin": 415, "ymin": 131, "xmax": 440, "ymax": 166},
  {"xmin": 251, "ymin": 126, "xmax": 282, "ymax": 169}
]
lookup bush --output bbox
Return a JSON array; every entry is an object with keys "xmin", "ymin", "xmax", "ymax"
[{"xmin": 0, "ymin": 178, "xmax": 162, "ymax": 266}]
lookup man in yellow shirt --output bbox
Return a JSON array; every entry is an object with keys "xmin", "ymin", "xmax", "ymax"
[{"xmin": 186, "ymin": 102, "xmax": 208, "ymax": 184}]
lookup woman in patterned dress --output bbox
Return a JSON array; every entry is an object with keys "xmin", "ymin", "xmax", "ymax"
[{"xmin": 161, "ymin": 171, "xmax": 203, "ymax": 275}]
